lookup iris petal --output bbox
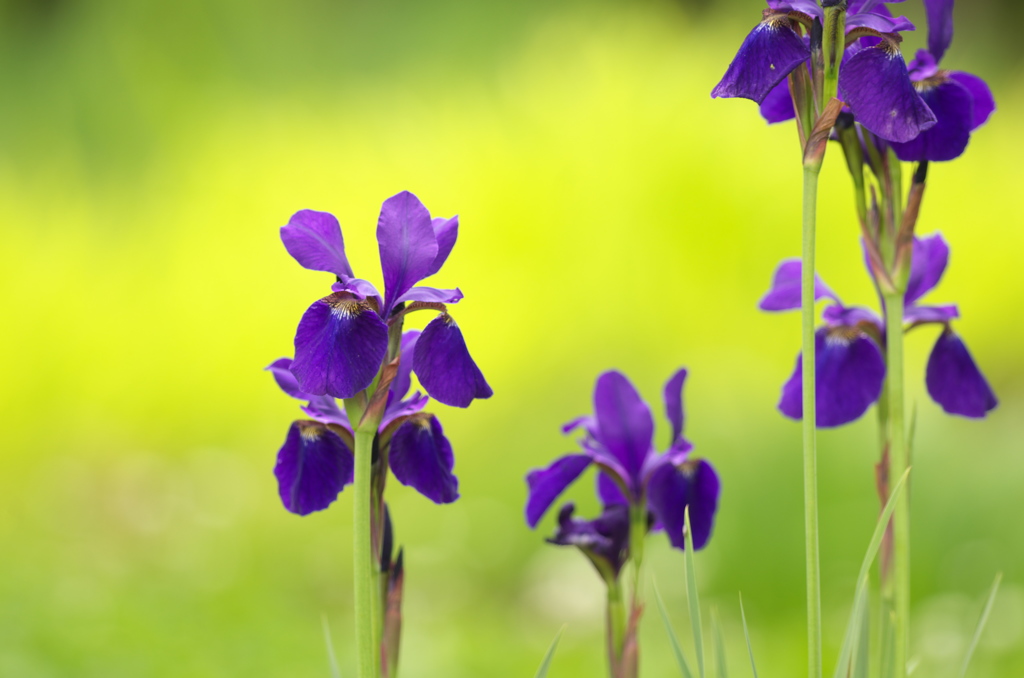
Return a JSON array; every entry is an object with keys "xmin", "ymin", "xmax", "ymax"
[
  {"xmin": 891, "ymin": 79, "xmax": 973, "ymax": 162},
  {"xmin": 904, "ymin": 234, "xmax": 950, "ymax": 305},
  {"xmin": 274, "ymin": 421, "xmax": 354, "ymax": 515},
  {"xmin": 663, "ymin": 368, "xmax": 688, "ymax": 445},
  {"xmin": 926, "ymin": 330, "xmax": 998, "ymax": 418},
  {"xmin": 525, "ymin": 455, "xmax": 592, "ymax": 527},
  {"xmin": 427, "ymin": 216, "xmax": 459, "ymax": 277},
  {"xmin": 647, "ymin": 459, "xmax": 721, "ymax": 551},
  {"xmin": 949, "ymin": 71, "xmax": 996, "ymax": 131},
  {"xmin": 839, "ymin": 45, "xmax": 936, "ymax": 143},
  {"xmin": 389, "ymin": 415, "xmax": 459, "ymax": 504},
  {"xmin": 593, "ymin": 371, "xmax": 655, "ymax": 484},
  {"xmin": 280, "ymin": 210, "xmax": 355, "ymax": 278},
  {"xmin": 377, "ymin": 191, "xmax": 440, "ymax": 314},
  {"xmin": 760, "ymin": 259, "xmax": 839, "ymax": 312},
  {"xmin": 413, "ymin": 313, "xmax": 492, "ymax": 408},
  {"xmin": 924, "ymin": 0, "xmax": 955, "ymax": 63},
  {"xmin": 711, "ymin": 19, "xmax": 811, "ymax": 105},
  {"xmin": 760, "ymin": 78, "xmax": 796, "ymax": 124}
]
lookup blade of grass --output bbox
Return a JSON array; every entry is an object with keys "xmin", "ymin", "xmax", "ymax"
[
  {"xmin": 534, "ymin": 625, "xmax": 566, "ymax": 678},
  {"xmin": 684, "ymin": 506, "xmax": 706, "ymax": 678},
  {"xmin": 833, "ymin": 468, "xmax": 911, "ymax": 678},
  {"xmin": 322, "ymin": 614, "xmax": 341, "ymax": 678},
  {"xmin": 958, "ymin": 572, "xmax": 1003, "ymax": 678},
  {"xmin": 850, "ymin": 584, "xmax": 871, "ymax": 678},
  {"xmin": 712, "ymin": 607, "xmax": 728, "ymax": 678},
  {"xmin": 738, "ymin": 594, "xmax": 759, "ymax": 678},
  {"xmin": 654, "ymin": 579, "xmax": 696, "ymax": 678}
]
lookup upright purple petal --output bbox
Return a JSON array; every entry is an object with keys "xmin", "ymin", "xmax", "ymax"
[
  {"xmin": 377, "ymin": 191, "xmax": 439, "ymax": 314},
  {"xmin": 647, "ymin": 460, "xmax": 721, "ymax": 551},
  {"xmin": 778, "ymin": 328, "xmax": 886, "ymax": 427},
  {"xmin": 905, "ymin": 234, "xmax": 949, "ymax": 306},
  {"xmin": 759, "ymin": 259, "xmax": 839, "ymax": 312},
  {"xmin": 388, "ymin": 416, "xmax": 459, "ymax": 504},
  {"xmin": 663, "ymin": 368, "xmax": 688, "ymax": 445},
  {"xmin": 597, "ymin": 471, "xmax": 628, "ymax": 507},
  {"xmin": 593, "ymin": 371, "xmax": 655, "ymax": 485},
  {"xmin": 525, "ymin": 455, "xmax": 592, "ymax": 527},
  {"xmin": 274, "ymin": 421, "xmax": 354, "ymax": 515},
  {"xmin": 391, "ymin": 331, "xmax": 420, "ymax": 402},
  {"xmin": 926, "ymin": 330, "xmax": 997, "ymax": 418},
  {"xmin": 839, "ymin": 44, "xmax": 937, "ymax": 143},
  {"xmin": 427, "ymin": 216, "xmax": 459, "ymax": 277},
  {"xmin": 291, "ymin": 293, "xmax": 389, "ymax": 398},
  {"xmin": 413, "ymin": 313, "xmax": 492, "ymax": 408},
  {"xmin": 891, "ymin": 78, "xmax": 973, "ymax": 162},
  {"xmin": 760, "ymin": 78, "xmax": 796, "ymax": 124},
  {"xmin": 711, "ymin": 18, "xmax": 811, "ymax": 105},
  {"xmin": 280, "ymin": 210, "xmax": 354, "ymax": 278},
  {"xmin": 949, "ymin": 71, "xmax": 996, "ymax": 131},
  {"xmin": 924, "ymin": 0, "xmax": 955, "ymax": 63}
]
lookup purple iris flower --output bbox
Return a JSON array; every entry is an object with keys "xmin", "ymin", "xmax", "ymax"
[
  {"xmin": 525, "ymin": 370, "xmax": 721, "ymax": 551},
  {"xmin": 889, "ymin": 0, "xmax": 995, "ymax": 162},
  {"xmin": 715, "ymin": 1, "xmax": 938, "ymax": 143},
  {"xmin": 267, "ymin": 330, "xmax": 459, "ymax": 515},
  {"xmin": 547, "ymin": 503, "xmax": 632, "ymax": 579},
  {"xmin": 761, "ymin": 233, "xmax": 997, "ymax": 427},
  {"xmin": 281, "ymin": 191, "xmax": 492, "ymax": 408}
]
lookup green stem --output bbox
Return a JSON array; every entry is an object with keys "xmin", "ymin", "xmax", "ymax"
[
  {"xmin": 353, "ymin": 428, "xmax": 378, "ymax": 678},
  {"xmin": 607, "ymin": 579, "xmax": 626, "ymax": 677},
  {"xmin": 802, "ymin": 165, "xmax": 822, "ymax": 678},
  {"xmin": 883, "ymin": 293, "xmax": 910, "ymax": 678}
]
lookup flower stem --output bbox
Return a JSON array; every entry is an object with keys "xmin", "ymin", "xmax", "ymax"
[
  {"xmin": 607, "ymin": 579, "xmax": 626, "ymax": 678},
  {"xmin": 353, "ymin": 427, "xmax": 379, "ymax": 678},
  {"xmin": 802, "ymin": 164, "xmax": 822, "ymax": 678},
  {"xmin": 883, "ymin": 292, "xmax": 910, "ymax": 678}
]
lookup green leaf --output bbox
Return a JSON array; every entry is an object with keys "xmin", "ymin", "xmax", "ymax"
[
  {"xmin": 322, "ymin": 614, "xmax": 342, "ymax": 678},
  {"xmin": 711, "ymin": 607, "xmax": 728, "ymax": 678},
  {"xmin": 959, "ymin": 572, "xmax": 1003, "ymax": 678},
  {"xmin": 684, "ymin": 506, "xmax": 706, "ymax": 678},
  {"xmin": 849, "ymin": 584, "xmax": 871, "ymax": 678},
  {"xmin": 738, "ymin": 594, "xmax": 759, "ymax": 678},
  {"xmin": 833, "ymin": 468, "xmax": 910, "ymax": 678},
  {"xmin": 534, "ymin": 625, "xmax": 566, "ymax": 678},
  {"xmin": 654, "ymin": 580, "xmax": 696, "ymax": 678}
]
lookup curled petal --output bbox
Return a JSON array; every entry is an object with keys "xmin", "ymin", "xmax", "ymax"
[
  {"xmin": 647, "ymin": 459, "xmax": 721, "ymax": 551},
  {"xmin": 413, "ymin": 313, "xmax": 492, "ymax": 408},
  {"xmin": 904, "ymin": 234, "xmax": 949, "ymax": 305},
  {"xmin": 908, "ymin": 50, "xmax": 940, "ymax": 80},
  {"xmin": 548, "ymin": 503, "xmax": 631, "ymax": 577},
  {"xmin": 275, "ymin": 421, "xmax": 354, "ymax": 515},
  {"xmin": 562, "ymin": 415, "xmax": 596, "ymax": 436},
  {"xmin": 711, "ymin": 18, "xmax": 811, "ymax": 105},
  {"xmin": 924, "ymin": 0, "xmax": 955, "ymax": 63},
  {"xmin": 822, "ymin": 304, "xmax": 884, "ymax": 332},
  {"xmin": 663, "ymin": 368, "xmax": 688, "ymax": 445},
  {"xmin": 779, "ymin": 328, "xmax": 886, "ymax": 428},
  {"xmin": 839, "ymin": 45, "xmax": 937, "ymax": 143},
  {"xmin": 949, "ymin": 71, "xmax": 996, "ymax": 131},
  {"xmin": 427, "ymin": 216, "xmax": 459, "ymax": 277},
  {"xmin": 525, "ymin": 455, "xmax": 592, "ymax": 528},
  {"xmin": 265, "ymin": 357, "xmax": 349, "ymax": 426},
  {"xmin": 766, "ymin": 0, "xmax": 821, "ymax": 15},
  {"xmin": 906, "ymin": 304, "xmax": 959, "ymax": 324},
  {"xmin": 291, "ymin": 293, "xmax": 389, "ymax": 398},
  {"xmin": 891, "ymin": 78, "xmax": 974, "ymax": 162},
  {"xmin": 397, "ymin": 286, "xmax": 464, "ymax": 305},
  {"xmin": 593, "ymin": 371, "xmax": 655, "ymax": 485},
  {"xmin": 377, "ymin": 191, "xmax": 439, "ymax": 314},
  {"xmin": 266, "ymin": 357, "xmax": 309, "ymax": 399},
  {"xmin": 389, "ymin": 415, "xmax": 459, "ymax": 504},
  {"xmin": 280, "ymin": 210, "xmax": 355, "ymax": 278},
  {"xmin": 332, "ymin": 278, "xmax": 383, "ymax": 308},
  {"xmin": 759, "ymin": 259, "xmax": 839, "ymax": 312},
  {"xmin": 760, "ymin": 78, "xmax": 796, "ymax": 124},
  {"xmin": 926, "ymin": 330, "xmax": 997, "ymax": 418}
]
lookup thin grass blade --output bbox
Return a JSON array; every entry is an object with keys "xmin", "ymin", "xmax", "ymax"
[
  {"xmin": 322, "ymin": 614, "xmax": 342, "ymax": 678},
  {"xmin": 534, "ymin": 625, "xmax": 566, "ymax": 678},
  {"xmin": 654, "ymin": 580, "xmax": 696, "ymax": 678},
  {"xmin": 684, "ymin": 506, "xmax": 706, "ymax": 678},
  {"xmin": 833, "ymin": 469, "xmax": 911, "ymax": 678},
  {"xmin": 738, "ymin": 594, "xmax": 759, "ymax": 678},
  {"xmin": 850, "ymin": 584, "xmax": 871, "ymax": 678},
  {"xmin": 958, "ymin": 572, "xmax": 1003, "ymax": 678},
  {"xmin": 712, "ymin": 607, "xmax": 728, "ymax": 678}
]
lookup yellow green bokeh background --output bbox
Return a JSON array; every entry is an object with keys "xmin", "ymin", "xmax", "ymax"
[{"xmin": 2, "ymin": 1, "xmax": 1022, "ymax": 676}]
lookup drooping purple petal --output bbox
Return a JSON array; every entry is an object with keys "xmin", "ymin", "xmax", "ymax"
[
  {"xmin": 760, "ymin": 78, "xmax": 796, "ymax": 124},
  {"xmin": 891, "ymin": 78, "xmax": 974, "ymax": 162},
  {"xmin": 766, "ymin": 0, "xmax": 821, "ymax": 16},
  {"xmin": 905, "ymin": 304, "xmax": 959, "ymax": 324},
  {"xmin": 377, "ymin": 191, "xmax": 439, "ymax": 314},
  {"xmin": 759, "ymin": 259, "xmax": 840, "ymax": 312},
  {"xmin": 291, "ymin": 293, "xmax": 390, "ymax": 398},
  {"xmin": 427, "ymin": 216, "xmax": 459, "ymax": 277},
  {"xmin": 597, "ymin": 471, "xmax": 628, "ymax": 507},
  {"xmin": 663, "ymin": 368, "xmax": 688, "ymax": 444},
  {"xmin": 548, "ymin": 503, "xmax": 631, "ymax": 577},
  {"xmin": 396, "ymin": 286, "xmax": 464, "ymax": 305},
  {"xmin": 525, "ymin": 455, "xmax": 592, "ymax": 527},
  {"xmin": 266, "ymin": 357, "xmax": 308, "ymax": 399},
  {"xmin": 948, "ymin": 71, "xmax": 996, "ymax": 131},
  {"xmin": 839, "ymin": 45, "xmax": 937, "ymax": 143},
  {"xmin": 413, "ymin": 313, "xmax": 492, "ymax": 408},
  {"xmin": 388, "ymin": 415, "xmax": 459, "ymax": 504},
  {"xmin": 274, "ymin": 421, "xmax": 354, "ymax": 515},
  {"xmin": 926, "ymin": 330, "xmax": 997, "ymax": 418},
  {"xmin": 593, "ymin": 371, "xmax": 655, "ymax": 485},
  {"xmin": 711, "ymin": 18, "xmax": 811, "ymax": 105},
  {"xmin": 646, "ymin": 459, "xmax": 721, "ymax": 551},
  {"xmin": 845, "ymin": 9, "xmax": 914, "ymax": 33},
  {"xmin": 778, "ymin": 328, "xmax": 887, "ymax": 427},
  {"xmin": 280, "ymin": 210, "xmax": 355, "ymax": 278},
  {"xmin": 924, "ymin": 0, "xmax": 955, "ymax": 63},
  {"xmin": 904, "ymin": 234, "xmax": 950, "ymax": 305}
]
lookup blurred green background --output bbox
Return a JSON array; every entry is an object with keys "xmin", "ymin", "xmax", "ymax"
[{"xmin": 1, "ymin": 0, "xmax": 1022, "ymax": 676}]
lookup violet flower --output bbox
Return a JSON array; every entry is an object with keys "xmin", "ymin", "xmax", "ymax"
[
  {"xmin": 548, "ymin": 503, "xmax": 632, "ymax": 581},
  {"xmin": 890, "ymin": 0, "xmax": 995, "ymax": 162},
  {"xmin": 761, "ymin": 233, "xmax": 997, "ymax": 427},
  {"xmin": 715, "ymin": 0, "xmax": 938, "ymax": 143},
  {"xmin": 267, "ymin": 329, "xmax": 459, "ymax": 515},
  {"xmin": 281, "ymin": 191, "xmax": 492, "ymax": 408},
  {"xmin": 525, "ymin": 370, "xmax": 721, "ymax": 551}
]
